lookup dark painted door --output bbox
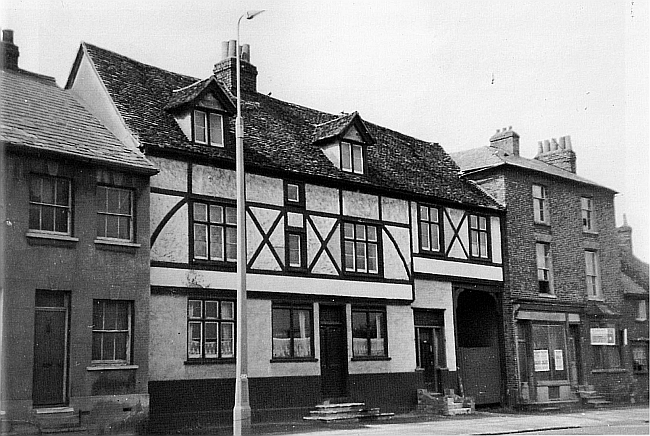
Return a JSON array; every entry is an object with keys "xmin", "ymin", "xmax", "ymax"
[
  {"xmin": 417, "ymin": 327, "xmax": 443, "ymax": 392},
  {"xmin": 319, "ymin": 306, "xmax": 347, "ymax": 398},
  {"xmin": 33, "ymin": 308, "xmax": 67, "ymax": 406}
]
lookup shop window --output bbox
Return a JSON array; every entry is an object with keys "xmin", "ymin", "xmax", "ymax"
[
  {"xmin": 272, "ymin": 303, "xmax": 313, "ymax": 359},
  {"xmin": 352, "ymin": 307, "xmax": 387, "ymax": 358},
  {"xmin": 92, "ymin": 300, "xmax": 132, "ymax": 363},
  {"xmin": 29, "ymin": 174, "xmax": 72, "ymax": 235},
  {"xmin": 531, "ymin": 323, "xmax": 567, "ymax": 381},
  {"xmin": 187, "ymin": 299, "xmax": 234, "ymax": 360}
]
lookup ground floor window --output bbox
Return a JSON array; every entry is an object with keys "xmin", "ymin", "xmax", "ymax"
[
  {"xmin": 92, "ymin": 300, "xmax": 132, "ymax": 363},
  {"xmin": 187, "ymin": 299, "xmax": 234, "ymax": 360},
  {"xmin": 632, "ymin": 342, "xmax": 648, "ymax": 373},
  {"xmin": 352, "ymin": 306, "xmax": 387, "ymax": 357},
  {"xmin": 272, "ymin": 303, "xmax": 313, "ymax": 359},
  {"xmin": 531, "ymin": 323, "xmax": 567, "ymax": 381},
  {"xmin": 589, "ymin": 322, "xmax": 621, "ymax": 369}
]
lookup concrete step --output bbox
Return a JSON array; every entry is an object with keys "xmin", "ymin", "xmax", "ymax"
[
  {"xmin": 444, "ymin": 407, "xmax": 472, "ymax": 416},
  {"xmin": 40, "ymin": 426, "xmax": 88, "ymax": 434},
  {"xmin": 315, "ymin": 402, "xmax": 365, "ymax": 410},
  {"xmin": 33, "ymin": 407, "xmax": 82, "ymax": 432}
]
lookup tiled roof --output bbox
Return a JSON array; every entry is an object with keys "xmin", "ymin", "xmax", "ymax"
[
  {"xmin": 312, "ymin": 111, "xmax": 374, "ymax": 144},
  {"xmin": 80, "ymin": 42, "xmax": 501, "ymax": 209},
  {"xmin": 621, "ymin": 251, "xmax": 649, "ymax": 294},
  {"xmin": 164, "ymin": 76, "xmax": 235, "ymax": 113},
  {"xmin": 451, "ymin": 146, "xmax": 615, "ymax": 193},
  {"xmin": 0, "ymin": 68, "xmax": 157, "ymax": 174}
]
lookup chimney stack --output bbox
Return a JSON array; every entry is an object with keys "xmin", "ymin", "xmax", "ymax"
[
  {"xmin": 489, "ymin": 126, "xmax": 520, "ymax": 156},
  {"xmin": 534, "ymin": 134, "xmax": 577, "ymax": 173},
  {"xmin": 617, "ymin": 214, "xmax": 633, "ymax": 253},
  {"xmin": 1, "ymin": 29, "xmax": 19, "ymax": 70},
  {"xmin": 213, "ymin": 39, "xmax": 258, "ymax": 94}
]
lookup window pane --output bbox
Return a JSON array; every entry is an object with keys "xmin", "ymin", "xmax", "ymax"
[
  {"xmin": 272, "ymin": 308, "xmax": 291, "ymax": 358},
  {"xmin": 225, "ymin": 207, "xmax": 237, "ymax": 225},
  {"xmin": 470, "ymin": 215, "xmax": 478, "ymax": 228},
  {"xmin": 341, "ymin": 143, "xmax": 352, "ymax": 171},
  {"xmin": 114, "ymin": 332, "xmax": 127, "ymax": 360},
  {"xmin": 367, "ymin": 226, "xmax": 377, "ymax": 242},
  {"xmin": 93, "ymin": 300, "xmax": 104, "ymax": 329},
  {"xmin": 117, "ymin": 216, "xmax": 130, "ymax": 240},
  {"xmin": 209, "ymin": 226, "xmax": 224, "ymax": 260},
  {"xmin": 431, "ymin": 208, "xmax": 439, "ymax": 223},
  {"xmin": 344, "ymin": 241, "xmax": 355, "ymax": 270},
  {"xmin": 55, "ymin": 208, "xmax": 69, "ymax": 233},
  {"xmin": 188, "ymin": 300, "xmax": 202, "ymax": 318},
  {"xmin": 41, "ymin": 206, "xmax": 54, "ymax": 231},
  {"xmin": 344, "ymin": 223, "xmax": 354, "ymax": 239},
  {"xmin": 104, "ymin": 301, "xmax": 118, "ymax": 329},
  {"xmin": 479, "ymin": 217, "xmax": 487, "ymax": 230},
  {"xmin": 352, "ymin": 144, "xmax": 363, "ymax": 173},
  {"xmin": 420, "ymin": 205, "xmax": 429, "ymax": 221},
  {"xmin": 204, "ymin": 322, "xmax": 218, "ymax": 358},
  {"xmin": 188, "ymin": 322, "xmax": 202, "ymax": 357},
  {"xmin": 107, "ymin": 188, "xmax": 120, "ymax": 213},
  {"xmin": 118, "ymin": 190, "xmax": 131, "ymax": 214},
  {"xmin": 205, "ymin": 301, "xmax": 218, "ymax": 319},
  {"xmin": 356, "ymin": 242, "xmax": 367, "ymax": 271},
  {"xmin": 356, "ymin": 224, "xmax": 366, "ymax": 240},
  {"xmin": 92, "ymin": 332, "xmax": 102, "ymax": 360},
  {"xmin": 194, "ymin": 110, "xmax": 206, "ymax": 143},
  {"xmin": 210, "ymin": 205, "xmax": 223, "ymax": 223},
  {"xmin": 287, "ymin": 184, "xmax": 300, "ymax": 202},
  {"xmin": 209, "ymin": 113, "xmax": 223, "ymax": 146},
  {"xmin": 194, "ymin": 224, "xmax": 207, "ymax": 258},
  {"xmin": 368, "ymin": 243, "xmax": 378, "ymax": 273},
  {"xmin": 106, "ymin": 215, "xmax": 119, "ymax": 238},
  {"xmin": 479, "ymin": 232, "xmax": 488, "ymax": 257},
  {"xmin": 193, "ymin": 203, "xmax": 207, "ymax": 221},
  {"xmin": 289, "ymin": 234, "xmax": 301, "ymax": 266},
  {"xmin": 29, "ymin": 204, "xmax": 41, "ymax": 230},
  {"xmin": 293, "ymin": 309, "xmax": 312, "ymax": 357},
  {"xmin": 431, "ymin": 224, "xmax": 440, "ymax": 251},
  {"xmin": 226, "ymin": 227, "xmax": 237, "ymax": 261},
  {"xmin": 352, "ymin": 312, "xmax": 368, "ymax": 356},
  {"xmin": 420, "ymin": 222, "xmax": 430, "ymax": 250},
  {"xmin": 370, "ymin": 312, "xmax": 386, "ymax": 356},
  {"xmin": 56, "ymin": 179, "xmax": 69, "ymax": 206},
  {"xmin": 221, "ymin": 323, "xmax": 234, "ymax": 357},
  {"xmin": 42, "ymin": 177, "xmax": 54, "ymax": 204},
  {"xmin": 471, "ymin": 231, "xmax": 479, "ymax": 256},
  {"xmin": 221, "ymin": 301, "xmax": 234, "ymax": 320},
  {"xmin": 30, "ymin": 177, "xmax": 42, "ymax": 202}
]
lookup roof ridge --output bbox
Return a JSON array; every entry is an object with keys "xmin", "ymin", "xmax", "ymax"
[{"xmin": 172, "ymin": 77, "xmax": 212, "ymax": 93}]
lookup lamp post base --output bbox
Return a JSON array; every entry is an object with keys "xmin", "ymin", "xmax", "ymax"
[{"xmin": 233, "ymin": 376, "xmax": 251, "ymax": 436}]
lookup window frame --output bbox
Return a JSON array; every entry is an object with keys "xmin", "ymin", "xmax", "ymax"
[
  {"xmin": 536, "ymin": 242, "xmax": 554, "ymax": 294},
  {"xmin": 585, "ymin": 250, "xmax": 602, "ymax": 299},
  {"xmin": 418, "ymin": 204, "xmax": 442, "ymax": 255},
  {"xmin": 532, "ymin": 184, "xmax": 550, "ymax": 225},
  {"xmin": 96, "ymin": 185, "xmax": 134, "ymax": 242},
  {"xmin": 351, "ymin": 306, "xmax": 388, "ymax": 359},
  {"xmin": 192, "ymin": 109, "xmax": 225, "ymax": 147},
  {"xmin": 340, "ymin": 141, "xmax": 365, "ymax": 175},
  {"xmin": 29, "ymin": 174, "xmax": 72, "ymax": 235},
  {"xmin": 91, "ymin": 300, "xmax": 133, "ymax": 364},
  {"xmin": 191, "ymin": 200, "xmax": 237, "ymax": 265},
  {"xmin": 631, "ymin": 341, "xmax": 649, "ymax": 374},
  {"xmin": 187, "ymin": 298, "xmax": 235, "ymax": 362},
  {"xmin": 636, "ymin": 299, "xmax": 647, "ymax": 322},
  {"xmin": 342, "ymin": 221, "xmax": 381, "ymax": 275},
  {"xmin": 468, "ymin": 213, "xmax": 491, "ymax": 260},
  {"xmin": 271, "ymin": 302, "xmax": 315, "ymax": 361},
  {"xmin": 581, "ymin": 197, "xmax": 596, "ymax": 233},
  {"xmin": 590, "ymin": 321, "xmax": 622, "ymax": 370}
]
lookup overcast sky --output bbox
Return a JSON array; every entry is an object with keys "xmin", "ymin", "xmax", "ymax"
[{"xmin": 2, "ymin": 0, "xmax": 648, "ymax": 261}]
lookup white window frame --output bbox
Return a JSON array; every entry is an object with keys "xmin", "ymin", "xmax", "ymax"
[
  {"xmin": 536, "ymin": 242, "xmax": 554, "ymax": 294},
  {"xmin": 469, "ymin": 214, "xmax": 490, "ymax": 259},
  {"xmin": 92, "ymin": 300, "xmax": 132, "ymax": 364},
  {"xmin": 187, "ymin": 299, "xmax": 235, "ymax": 360},
  {"xmin": 533, "ymin": 184, "xmax": 550, "ymax": 225},
  {"xmin": 192, "ymin": 201, "xmax": 237, "ymax": 262},
  {"xmin": 29, "ymin": 174, "xmax": 72, "ymax": 235},
  {"xmin": 341, "ymin": 141, "xmax": 364, "ymax": 174},
  {"xmin": 419, "ymin": 205, "xmax": 441, "ymax": 253},
  {"xmin": 585, "ymin": 250, "xmax": 602, "ymax": 299},
  {"xmin": 96, "ymin": 186, "xmax": 134, "ymax": 241},
  {"xmin": 343, "ymin": 222, "xmax": 379, "ymax": 274},
  {"xmin": 193, "ymin": 109, "xmax": 224, "ymax": 147},
  {"xmin": 581, "ymin": 197, "xmax": 595, "ymax": 232}
]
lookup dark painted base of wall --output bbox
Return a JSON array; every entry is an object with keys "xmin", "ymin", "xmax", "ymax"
[{"xmin": 148, "ymin": 372, "xmax": 421, "ymax": 432}]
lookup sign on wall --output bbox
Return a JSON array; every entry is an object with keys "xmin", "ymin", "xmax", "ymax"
[
  {"xmin": 534, "ymin": 349, "xmax": 550, "ymax": 371},
  {"xmin": 590, "ymin": 328, "xmax": 616, "ymax": 345}
]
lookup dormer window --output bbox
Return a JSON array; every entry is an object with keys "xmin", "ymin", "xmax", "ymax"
[
  {"xmin": 193, "ymin": 109, "xmax": 224, "ymax": 147},
  {"xmin": 341, "ymin": 141, "xmax": 364, "ymax": 174}
]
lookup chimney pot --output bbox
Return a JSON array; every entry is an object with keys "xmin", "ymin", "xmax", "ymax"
[
  {"xmin": 565, "ymin": 135, "xmax": 572, "ymax": 150},
  {"xmin": 559, "ymin": 136, "xmax": 566, "ymax": 149},
  {"xmin": 537, "ymin": 141, "xmax": 544, "ymax": 155},
  {"xmin": 551, "ymin": 138, "xmax": 559, "ymax": 150},
  {"xmin": 496, "ymin": 129, "xmax": 501, "ymax": 133},
  {"xmin": 221, "ymin": 41, "xmax": 229, "ymax": 60},
  {"xmin": 508, "ymin": 126, "xmax": 512, "ymax": 130},
  {"xmin": 228, "ymin": 40, "xmax": 237, "ymax": 58},
  {"xmin": 241, "ymin": 44, "xmax": 250, "ymax": 62},
  {"xmin": 543, "ymin": 140, "xmax": 550, "ymax": 152},
  {"xmin": 2, "ymin": 29, "xmax": 14, "ymax": 43}
]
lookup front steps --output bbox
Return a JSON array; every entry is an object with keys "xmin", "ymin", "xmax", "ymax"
[
  {"xmin": 303, "ymin": 401, "xmax": 394, "ymax": 423},
  {"xmin": 33, "ymin": 407, "xmax": 86, "ymax": 434},
  {"xmin": 417, "ymin": 389, "xmax": 475, "ymax": 416},
  {"xmin": 576, "ymin": 385, "xmax": 611, "ymax": 408}
]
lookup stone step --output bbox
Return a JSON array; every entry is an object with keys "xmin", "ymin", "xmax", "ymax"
[
  {"xmin": 315, "ymin": 402, "xmax": 365, "ymax": 410},
  {"xmin": 586, "ymin": 398, "xmax": 611, "ymax": 407},
  {"xmin": 41, "ymin": 426, "xmax": 88, "ymax": 434},
  {"xmin": 444, "ymin": 407, "xmax": 472, "ymax": 416},
  {"xmin": 33, "ymin": 407, "xmax": 81, "ymax": 431}
]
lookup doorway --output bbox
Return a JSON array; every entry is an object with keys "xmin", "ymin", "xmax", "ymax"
[
  {"xmin": 414, "ymin": 309, "xmax": 445, "ymax": 392},
  {"xmin": 33, "ymin": 290, "xmax": 69, "ymax": 407},
  {"xmin": 319, "ymin": 305, "xmax": 348, "ymax": 398}
]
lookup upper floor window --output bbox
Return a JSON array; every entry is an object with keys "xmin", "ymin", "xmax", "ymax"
[
  {"xmin": 581, "ymin": 197, "xmax": 595, "ymax": 232},
  {"xmin": 341, "ymin": 141, "xmax": 364, "ymax": 174},
  {"xmin": 352, "ymin": 306, "xmax": 388, "ymax": 358},
  {"xmin": 419, "ymin": 205, "xmax": 441, "ymax": 253},
  {"xmin": 92, "ymin": 299, "xmax": 132, "ymax": 364},
  {"xmin": 285, "ymin": 182, "xmax": 304, "ymax": 206},
  {"xmin": 193, "ymin": 109, "xmax": 224, "ymax": 147},
  {"xmin": 29, "ymin": 175, "xmax": 71, "ymax": 235},
  {"xmin": 532, "ymin": 184, "xmax": 549, "ymax": 225},
  {"xmin": 192, "ymin": 201, "xmax": 236, "ymax": 262},
  {"xmin": 636, "ymin": 300, "xmax": 647, "ymax": 322},
  {"xmin": 97, "ymin": 186, "xmax": 133, "ymax": 241},
  {"xmin": 585, "ymin": 250, "xmax": 602, "ymax": 299},
  {"xmin": 272, "ymin": 303, "xmax": 314, "ymax": 360},
  {"xmin": 343, "ymin": 222, "xmax": 379, "ymax": 274},
  {"xmin": 536, "ymin": 242, "xmax": 554, "ymax": 294},
  {"xmin": 469, "ymin": 214, "xmax": 489, "ymax": 259},
  {"xmin": 188, "ymin": 299, "xmax": 234, "ymax": 361}
]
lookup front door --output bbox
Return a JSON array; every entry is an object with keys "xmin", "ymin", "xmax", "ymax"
[
  {"xmin": 319, "ymin": 305, "xmax": 347, "ymax": 398},
  {"xmin": 416, "ymin": 327, "xmax": 443, "ymax": 392},
  {"xmin": 33, "ymin": 291, "xmax": 68, "ymax": 407}
]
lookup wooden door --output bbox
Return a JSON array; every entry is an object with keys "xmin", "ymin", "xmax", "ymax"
[
  {"xmin": 417, "ymin": 327, "xmax": 443, "ymax": 392},
  {"xmin": 319, "ymin": 306, "xmax": 347, "ymax": 398},
  {"xmin": 33, "ymin": 308, "xmax": 67, "ymax": 406}
]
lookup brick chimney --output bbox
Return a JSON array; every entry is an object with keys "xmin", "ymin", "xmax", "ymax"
[
  {"xmin": 0, "ymin": 29, "xmax": 19, "ymax": 70},
  {"xmin": 534, "ymin": 135, "xmax": 577, "ymax": 173},
  {"xmin": 618, "ymin": 214, "xmax": 633, "ymax": 253},
  {"xmin": 213, "ymin": 40, "xmax": 258, "ymax": 94},
  {"xmin": 489, "ymin": 126, "xmax": 520, "ymax": 156}
]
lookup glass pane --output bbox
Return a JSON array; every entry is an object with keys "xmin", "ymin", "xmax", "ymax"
[
  {"xmin": 352, "ymin": 311, "xmax": 368, "ymax": 356},
  {"xmin": 42, "ymin": 177, "xmax": 54, "ymax": 204},
  {"xmin": 204, "ymin": 339, "xmax": 217, "ymax": 358},
  {"xmin": 102, "ymin": 332, "xmax": 116, "ymax": 360},
  {"xmin": 344, "ymin": 223, "xmax": 354, "ymax": 239},
  {"xmin": 194, "ymin": 111, "xmax": 206, "ymax": 142},
  {"xmin": 420, "ymin": 205, "xmax": 429, "ymax": 221},
  {"xmin": 344, "ymin": 241, "xmax": 355, "ymax": 270},
  {"xmin": 106, "ymin": 215, "xmax": 119, "ymax": 238},
  {"xmin": 533, "ymin": 185, "xmax": 542, "ymax": 198},
  {"xmin": 356, "ymin": 224, "xmax": 366, "ymax": 240},
  {"xmin": 205, "ymin": 322, "xmax": 218, "ymax": 341},
  {"xmin": 97, "ymin": 214, "xmax": 106, "ymax": 238},
  {"xmin": 287, "ymin": 184, "xmax": 299, "ymax": 202},
  {"xmin": 93, "ymin": 301, "xmax": 104, "ymax": 329},
  {"xmin": 118, "ymin": 216, "xmax": 131, "ymax": 240},
  {"xmin": 55, "ymin": 208, "xmax": 68, "ymax": 233},
  {"xmin": 209, "ymin": 113, "xmax": 223, "ymax": 146},
  {"xmin": 30, "ymin": 177, "xmax": 41, "ymax": 202},
  {"xmin": 193, "ymin": 203, "xmax": 207, "ymax": 221},
  {"xmin": 115, "ymin": 302, "xmax": 129, "ymax": 330},
  {"xmin": 92, "ymin": 332, "xmax": 102, "ymax": 360},
  {"xmin": 352, "ymin": 144, "xmax": 363, "ymax": 173},
  {"xmin": 225, "ymin": 207, "xmax": 237, "ymax": 225},
  {"xmin": 194, "ymin": 224, "xmax": 207, "ymax": 258},
  {"xmin": 107, "ymin": 188, "xmax": 120, "ymax": 213},
  {"xmin": 471, "ymin": 231, "xmax": 479, "ymax": 256},
  {"xmin": 420, "ymin": 222, "xmax": 430, "ymax": 250},
  {"xmin": 431, "ymin": 224, "xmax": 440, "ymax": 251},
  {"xmin": 221, "ymin": 323, "xmax": 234, "ymax": 357},
  {"xmin": 210, "ymin": 205, "xmax": 223, "ymax": 223},
  {"xmin": 293, "ymin": 309, "xmax": 312, "ymax": 357},
  {"xmin": 56, "ymin": 179, "xmax": 69, "ymax": 206},
  {"xmin": 470, "ymin": 215, "xmax": 478, "ymax": 228},
  {"xmin": 118, "ymin": 190, "xmax": 131, "ymax": 214},
  {"xmin": 114, "ymin": 332, "xmax": 127, "ymax": 360},
  {"xmin": 209, "ymin": 226, "xmax": 224, "ymax": 260},
  {"xmin": 367, "ymin": 226, "xmax": 377, "ymax": 242},
  {"xmin": 368, "ymin": 243, "xmax": 378, "ymax": 273},
  {"xmin": 205, "ymin": 301, "xmax": 218, "ymax": 319},
  {"xmin": 341, "ymin": 143, "xmax": 352, "ymax": 171},
  {"xmin": 356, "ymin": 242, "xmax": 367, "ymax": 271},
  {"xmin": 289, "ymin": 234, "xmax": 301, "ymax": 266},
  {"xmin": 272, "ymin": 308, "xmax": 291, "ymax": 358},
  {"xmin": 29, "ymin": 204, "xmax": 41, "ymax": 230},
  {"xmin": 41, "ymin": 206, "xmax": 54, "ymax": 231},
  {"xmin": 104, "ymin": 301, "xmax": 118, "ymax": 329},
  {"xmin": 188, "ymin": 322, "xmax": 202, "ymax": 357},
  {"xmin": 226, "ymin": 227, "xmax": 237, "ymax": 261},
  {"xmin": 479, "ymin": 232, "xmax": 488, "ymax": 257},
  {"xmin": 431, "ymin": 208, "xmax": 439, "ymax": 223},
  {"xmin": 188, "ymin": 300, "xmax": 202, "ymax": 318},
  {"xmin": 221, "ymin": 301, "xmax": 234, "ymax": 320},
  {"xmin": 479, "ymin": 217, "xmax": 487, "ymax": 230}
]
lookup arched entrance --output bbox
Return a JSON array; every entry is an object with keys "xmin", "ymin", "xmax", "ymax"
[{"xmin": 456, "ymin": 289, "xmax": 502, "ymax": 405}]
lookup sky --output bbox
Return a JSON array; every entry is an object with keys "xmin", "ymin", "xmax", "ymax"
[{"xmin": 2, "ymin": 0, "xmax": 648, "ymax": 261}]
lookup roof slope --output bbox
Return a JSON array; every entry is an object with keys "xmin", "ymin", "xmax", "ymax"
[
  {"xmin": 451, "ymin": 146, "xmax": 615, "ymax": 193},
  {"xmin": 80, "ymin": 42, "xmax": 500, "ymax": 209},
  {"xmin": 621, "ymin": 251, "xmax": 649, "ymax": 295},
  {"xmin": 0, "ymin": 68, "xmax": 156, "ymax": 174}
]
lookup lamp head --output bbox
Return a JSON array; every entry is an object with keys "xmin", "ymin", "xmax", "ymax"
[{"xmin": 246, "ymin": 10, "xmax": 265, "ymax": 19}]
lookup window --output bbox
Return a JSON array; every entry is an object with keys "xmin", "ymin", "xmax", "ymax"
[
  {"xmin": 591, "ymin": 322, "xmax": 621, "ymax": 369},
  {"xmin": 585, "ymin": 251, "xmax": 602, "ymax": 299},
  {"xmin": 637, "ymin": 300, "xmax": 647, "ymax": 321},
  {"xmin": 469, "ymin": 214, "xmax": 489, "ymax": 259},
  {"xmin": 92, "ymin": 300, "xmax": 132, "ymax": 363},
  {"xmin": 581, "ymin": 197, "xmax": 595, "ymax": 232},
  {"xmin": 96, "ymin": 186, "xmax": 133, "ymax": 241},
  {"xmin": 532, "ymin": 185, "xmax": 549, "ymax": 224},
  {"xmin": 632, "ymin": 342, "xmax": 648, "ymax": 373},
  {"xmin": 536, "ymin": 243, "xmax": 554, "ymax": 294},
  {"xmin": 287, "ymin": 183, "xmax": 300, "ymax": 203},
  {"xmin": 29, "ymin": 175, "xmax": 71, "ymax": 234},
  {"xmin": 419, "ymin": 205, "xmax": 441, "ymax": 253},
  {"xmin": 287, "ymin": 232, "xmax": 305, "ymax": 268},
  {"xmin": 285, "ymin": 182, "xmax": 306, "ymax": 269},
  {"xmin": 343, "ymin": 222, "xmax": 379, "ymax": 274},
  {"xmin": 192, "ymin": 201, "xmax": 237, "ymax": 262},
  {"xmin": 193, "ymin": 109, "xmax": 224, "ymax": 147},
  {"xmin": 272, "ymin": 303, "xmax": 313, "ymax": 359},
  {"xmin": 187, "ymin": 299, "xmax": 234, "ymax": 360},
  {"xmin": 352, "ymin": 307, "xmax": 387, "ymax": 357},
  {"xmin": 341, "ymin": 141, "xmax": 364, "ymax": 174},
  {"xmin": 531, "ymin": 323, "xmax": 567, "ymax": 381}
]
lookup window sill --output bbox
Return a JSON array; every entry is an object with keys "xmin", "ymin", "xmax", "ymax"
[
  {"xmin": 86, "ymin": 364, "xmax": 139, "ymax": 371},
  {"xmin": 351, "ymin": 356, "xmax": 391, "ymax": 362},
  {"xmin": 538, "ymin": 293, "xmax": 558, "ymax": 298},
  {"xmin": 270, "ymin": 358, "xmax": 318, "ymax": 363},
  {"xmin": 582, "ymin": 230, "xmax": 599, "ymax": 236},
  {"xmin": 534, "ymin": 221, "xmax": 551, "ymax": 227},
  {"xmin": 587, "ymin": 297, "xmax": 605, "ymax": 302},
  {"xmin": 94, "ymin": 238, "xmax": 141, "ymax": 248},
  {"xmin": 591, "ymin": 368, "xmax": 628, "ymax": 374},
  {"xmin": 635, "ymin": 319, "xmax": 648, "ymax": 323},
  {"xmin": 184, "ymin": 358, "xmax": 235, "ymax": 365},
  {"xmin": 26, "ymin": 231, "xmax": 78, "ymax": 244}
]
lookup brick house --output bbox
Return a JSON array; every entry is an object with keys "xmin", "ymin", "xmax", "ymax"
[
  {"xmin": 452, "ymin": 128, "xmax": 632, "ymax": 406},
  {"xmin": 0, "ymin": 30, "xmax": 157, "ymax": 432},
  {"xmin": 617, "ymin": 218, "xmax": 649, "ymax": 402},
  {"xmin": 65, "ymin": 40, "xmax": 506, "ymax": 427}
]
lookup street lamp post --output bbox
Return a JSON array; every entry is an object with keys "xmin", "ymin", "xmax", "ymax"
[{"xmin": 233, "ymin": 10, "xmax": 264, "ymax": 436}]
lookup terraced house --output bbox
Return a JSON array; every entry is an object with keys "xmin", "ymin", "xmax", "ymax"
[{"xmin": 64, "ymin": 40, "xmax": 506, "ymax": 426}]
